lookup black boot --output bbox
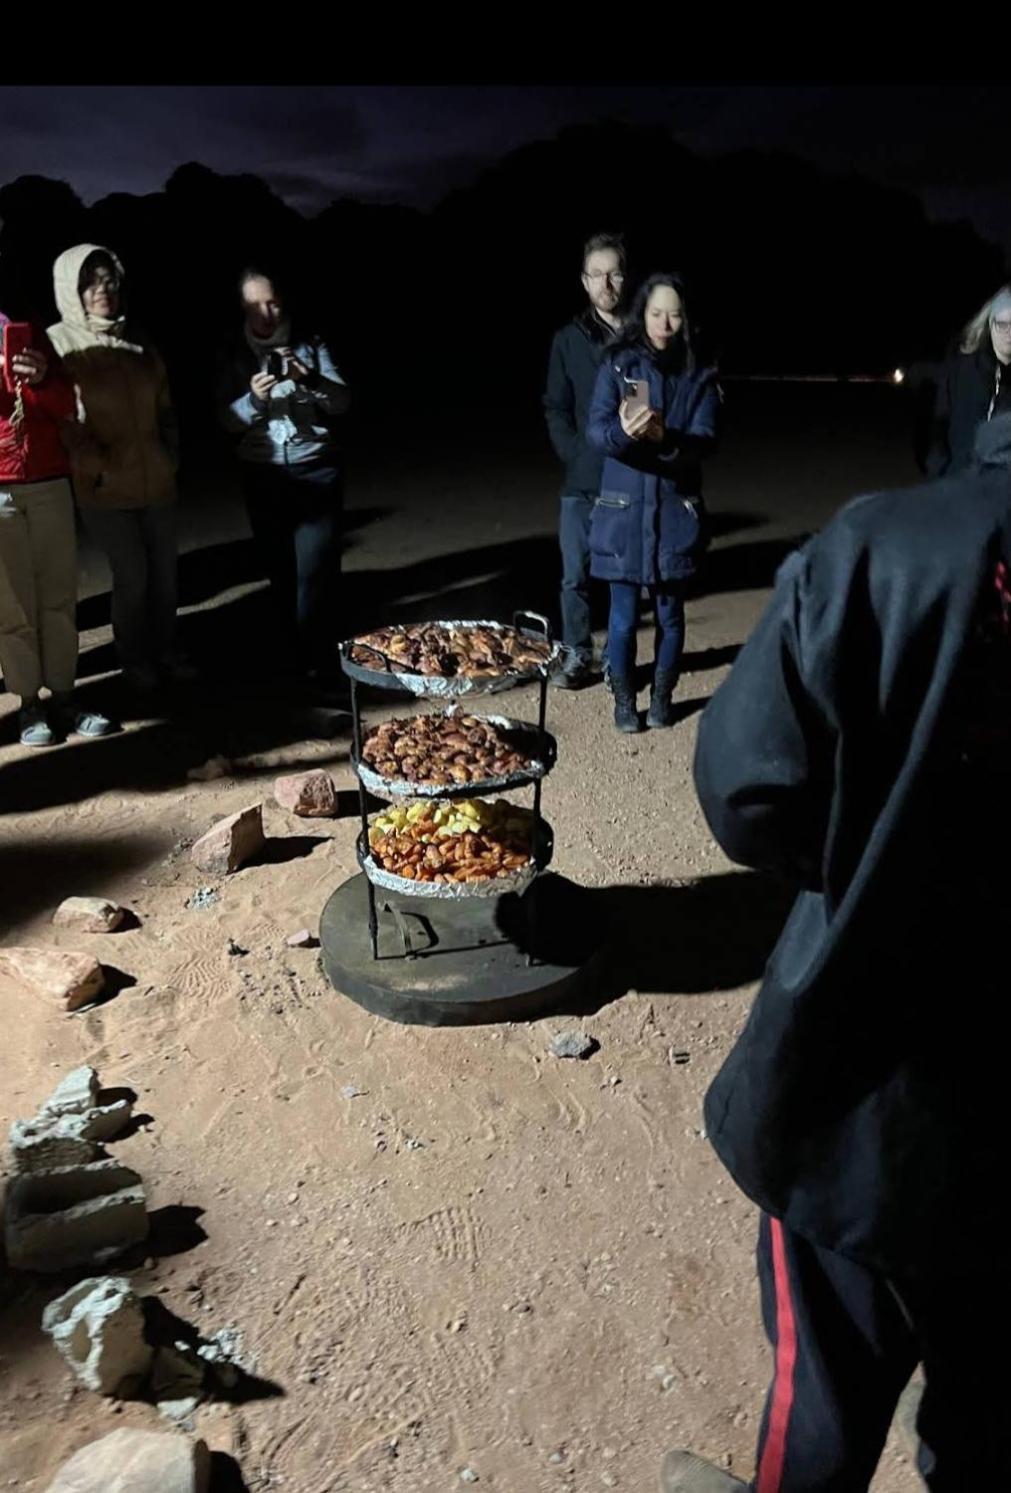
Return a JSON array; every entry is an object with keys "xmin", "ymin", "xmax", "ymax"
[
  {"xmin": 647, "ymin": 668, "xmax": 678, "ymax": 728},
  {"xmin": 610, "ymin": 675, "xmax": 641, "ymax": 733}
]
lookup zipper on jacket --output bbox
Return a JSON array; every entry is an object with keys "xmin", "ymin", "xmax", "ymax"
[{"xmin": 988, "ymin": 362, "xmax": 1003, "ymax": 422}]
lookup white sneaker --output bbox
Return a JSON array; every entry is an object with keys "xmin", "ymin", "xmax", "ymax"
[{"xmin": 18, "ymin": 703, "xmax": 56, "ymax": 748}]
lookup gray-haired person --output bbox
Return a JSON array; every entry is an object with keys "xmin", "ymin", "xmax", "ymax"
[{"xmin": 923, "ymin": 283, "xmax": 1011, "ymax": 477}]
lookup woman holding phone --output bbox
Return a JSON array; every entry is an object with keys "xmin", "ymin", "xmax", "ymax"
[
  {"xmin": 1, "ymin": 301, "xmax": 115, "ymax": 745},
  {"xmin": 218, "ymin": 267, "xmax": 350, "ymax": 693},
  {"xmin": 587, "ymin": 272, "xmax": 720, "ymax": 732}
]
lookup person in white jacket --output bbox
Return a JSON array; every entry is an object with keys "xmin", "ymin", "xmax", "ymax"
[{"xmin": 217, "ymin": 267, "xmax": 350, "ymax": 693}]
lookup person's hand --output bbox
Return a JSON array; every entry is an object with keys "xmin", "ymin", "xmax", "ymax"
[
  {"xmin": 250, "ymin": 371, "xmax": 277, "ymax": 400},
  {"xmin": 11, "ymin": 349, "xmax": 47, "ymax": 387},
  {"xmin": 279, "ymin": 349, "xmax": 310, "ymax": 383},
  {"xmin": 619, "ymin": 400, "xmax": 659, "ymax": 439},
  {"xmin": 642, "ymin": 411, "xmax": 665, "ymax": 443}
]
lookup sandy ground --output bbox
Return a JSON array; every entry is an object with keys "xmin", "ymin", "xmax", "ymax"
[{"xmin": 1, "ymin": 389, "xmax": 923, "ymax": 1491}]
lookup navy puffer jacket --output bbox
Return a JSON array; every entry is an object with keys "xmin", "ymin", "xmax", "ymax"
[{"xmin": 587, "ymin": 345, "xmax": 720, "ymax": 584}]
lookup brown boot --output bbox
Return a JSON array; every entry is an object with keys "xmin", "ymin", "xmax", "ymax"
[{"xmin": 659, "ymin": 1450, "xmax": 746, "ymax": 1492}]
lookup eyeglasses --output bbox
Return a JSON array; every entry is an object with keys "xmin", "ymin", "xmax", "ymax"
[
  {"xmin": 585, "ymin": 270, "xmax": 624, "ymax": 284},
  {"xmin": 993, "ymin": 319, "xmax": 1011, "ymax": 336}
]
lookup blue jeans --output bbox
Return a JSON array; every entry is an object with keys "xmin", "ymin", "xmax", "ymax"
[
  {"xmin": 558, "ymin": 494, "xmax": 595, "ymax": 664},
  {"xmin": 242, "ymin": 461, "xmax": 342, "ymax": 672},
  {"xmin": 607, "ymin": 581, "xmax": 685, "ymax": 681},
  {"xmin": 83, "ymin": 504, "xmax": 178, "ymax": 671}
]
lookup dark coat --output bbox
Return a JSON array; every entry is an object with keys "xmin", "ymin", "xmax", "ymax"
[
  {"xmin": 543, "ymin": 309, "xmax": 621, "ymax": 498},
  {"xmin": 924, "ymin": 341, "xmax": 1011, "ymax": 477},
  {"xmin": 586, "ymin": 345, "xmax": 720, "ymax": 584},
  {"xmin": 694, "ymin": 415, "xmax": 1011, "ymax": 1276}
]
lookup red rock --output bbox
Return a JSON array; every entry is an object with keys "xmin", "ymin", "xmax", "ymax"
[
  {"xmin": 0, "ymin": 948, "xmax": 105, "ymax": 1011},
  {"xmin": 190, "ymin": 804, "xmax": 264, "ymax": 876},
  {"xmin": 274, "ymin": 769, "xmax": 338, "ymax": 818},
  {"xmin": 53, "ymin": 898, "xmax": 127, "ymax": 934}
]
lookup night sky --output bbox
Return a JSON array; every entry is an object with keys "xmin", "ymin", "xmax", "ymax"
[{"xmin": 2, "ymin": 84, "xmax": 1010, "ymax": 244}]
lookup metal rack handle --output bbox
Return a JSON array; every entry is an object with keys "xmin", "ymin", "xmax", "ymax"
[{"xmin": 513, "ymin": 609, "xmax": 553, "ymax": 643}]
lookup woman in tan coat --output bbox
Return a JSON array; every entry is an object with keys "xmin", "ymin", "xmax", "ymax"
[{"xmin": 49, "ymin": 244, "xmax": 187, "ymax": 692}]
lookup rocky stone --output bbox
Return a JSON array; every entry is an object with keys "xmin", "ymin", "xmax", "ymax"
[
  {"xmin": 190, "ymin": 804, "xmax": 264, "ymax": 876},
  {"xmin": 186, "ymin": 887, "xmax": 219, "ymax": 911},
  {"xmin": 44, "ymin": 1428, "xmax": 211, "ymax": 1492},
  {"xmin": 0, "ymin": 947, "xmax": 105, "ymax": 1011},
  {"xmin": 6, "ymin": 1159, "xmax": 148, "ymax": 1271},
  {"xmin": 274, "ymin": 769, "xmax": 338, "ymax": 818},
  {"xmin": 52, "ymin": 898, "xmax": 127, "ymax": 934},
  {"xmin": 549, "ymin": 1029, "xmax": 597, "ymax": 1060},
  {"xmin": 42, "ymin": 1277, "xmax": 152, "ymax": 1395},
  {"xmin": 9, "ymin": 1068, "xmax": 134, "ymax": 1175},
  {"xmin": 285, "ymin": 928, "xmax": 317, "ymax": 949}
]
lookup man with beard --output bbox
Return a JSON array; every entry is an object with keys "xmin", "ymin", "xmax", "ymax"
[{"xmin": 543, "ymin": 233, "xmax": 625, "ymax": 688}]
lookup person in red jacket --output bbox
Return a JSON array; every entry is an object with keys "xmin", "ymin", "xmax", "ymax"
[{"xmin": 1, "ymin": 304, "xmax": 114, "ymax": 745}]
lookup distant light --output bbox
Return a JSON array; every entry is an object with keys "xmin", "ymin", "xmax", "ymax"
[{"xmin": 893, "ymin": 368, "xmax": 905, "ymax": 384}]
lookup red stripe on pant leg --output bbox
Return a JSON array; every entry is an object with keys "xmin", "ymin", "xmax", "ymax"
[{"xmin": 756, "ymin": 1218, "xmax": 799, "ymax": 1493}]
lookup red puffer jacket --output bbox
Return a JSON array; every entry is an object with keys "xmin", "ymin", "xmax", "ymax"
[{"xmin": 0, "ymin": 315, "xmax": 76, "ymax": 485}]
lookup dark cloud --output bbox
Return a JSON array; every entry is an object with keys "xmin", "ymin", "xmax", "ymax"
[{"xmin": 1, "ymin": 85, "xmax": 1008, "ymax": 245}]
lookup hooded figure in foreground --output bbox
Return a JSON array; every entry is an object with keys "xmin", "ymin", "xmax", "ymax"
[{"xmin": 659, "ymin": 414, "xmax": 1011, "ymax": 1493}]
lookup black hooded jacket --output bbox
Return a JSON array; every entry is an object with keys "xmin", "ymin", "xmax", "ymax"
[
  {"xmin": 543, "ymin": 307, "xmax": 621, "ymax": 497},
  {"xmin": 694, "ymin": 415, "xmax": 1011, "ymax": 1276},
  {"xmin": 924, "ymin": 340, "xmax": 1011, "ymax": 476}
]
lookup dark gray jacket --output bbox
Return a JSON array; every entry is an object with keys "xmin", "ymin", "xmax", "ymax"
[
  {"xmin": 543, "ymin": 308, "xmax": 620, "ymax": 497},
  {"xmin": 695, "ymin": 415, "xmax": 1011, "ymax": 1276}
]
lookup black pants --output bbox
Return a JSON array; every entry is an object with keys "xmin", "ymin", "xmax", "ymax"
[
  {"xmin": 241, "ymin": 461, "xmax": 341, "ymax": 673},
  {"xmin": 753, "ymin": 1215, "xmax": 1002, "ymax": 1491}
]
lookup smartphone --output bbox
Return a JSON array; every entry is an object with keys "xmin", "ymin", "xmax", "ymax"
[
  {"xmin": 2, "ymin": 321, "xmax": 33, "ymax": 392},
  {"xmin": 267, "ymin": 350, "xmax": 287, "ymax": 380},
  {"xmin": 622, "ymin": 376, "xmax": 650, "ymax": 417}
]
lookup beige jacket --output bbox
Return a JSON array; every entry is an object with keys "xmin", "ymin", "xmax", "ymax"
[{"xmin": 48, "ymin": 244, "xmax": 177, "ymax": 510}]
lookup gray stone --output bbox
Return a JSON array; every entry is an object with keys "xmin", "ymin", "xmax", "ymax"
[
  {"xmin": 45, "ymin": 1067, "xmax": 100, "ymax": 1116},
  {"xmin": 190, "ymin": 804, "xmax": 264, "ymax": 877},
  {"xmin": 285, "ymin": 928, "xmax": 317, "ymax": 948},
  {"xmin": 44, "ymin": 1429, "xmax": 210, "ymax": 1492},
  {"xmin": 549, "ymin": 1030, "xmax": 596, "ymax": 1060},
  {"xmin": 5, "ymin": 1159, "xmax": 148, "ymax": 1272},
  {"xmin": 187, "ymin": 887, "xmax": 219, "ymax": 911},
  {"xmin": 42, "ymin": 1277, "xmax": 152, "ymax": 1395},
  {"xmin": 52, "ymin": 898, "xmax": 127, "ymax": 934},
  {"xmin": 9, "ymin": 1070, "xmax": 134, "ymax": 1175}
]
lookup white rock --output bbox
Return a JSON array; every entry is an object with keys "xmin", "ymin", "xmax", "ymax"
[
  {"xmin": 52, "ymin": 898, "xmax": 127, "ymax": 934},
  {"xmin": 44, "ymin": 1429, "xmax": 210, "ymax": 1492}
]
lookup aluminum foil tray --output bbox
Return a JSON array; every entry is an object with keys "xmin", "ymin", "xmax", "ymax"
[
  {"xmin": 358, "ymin": 818, "xmax": 554, "ymax": 900},
  {"xmin": 340, "ymin": 616, "xmax": 560, "ymax": 698},
  {"xmin": 354, "ymin": 713, "xmax": 556, "ymax": 801}
]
